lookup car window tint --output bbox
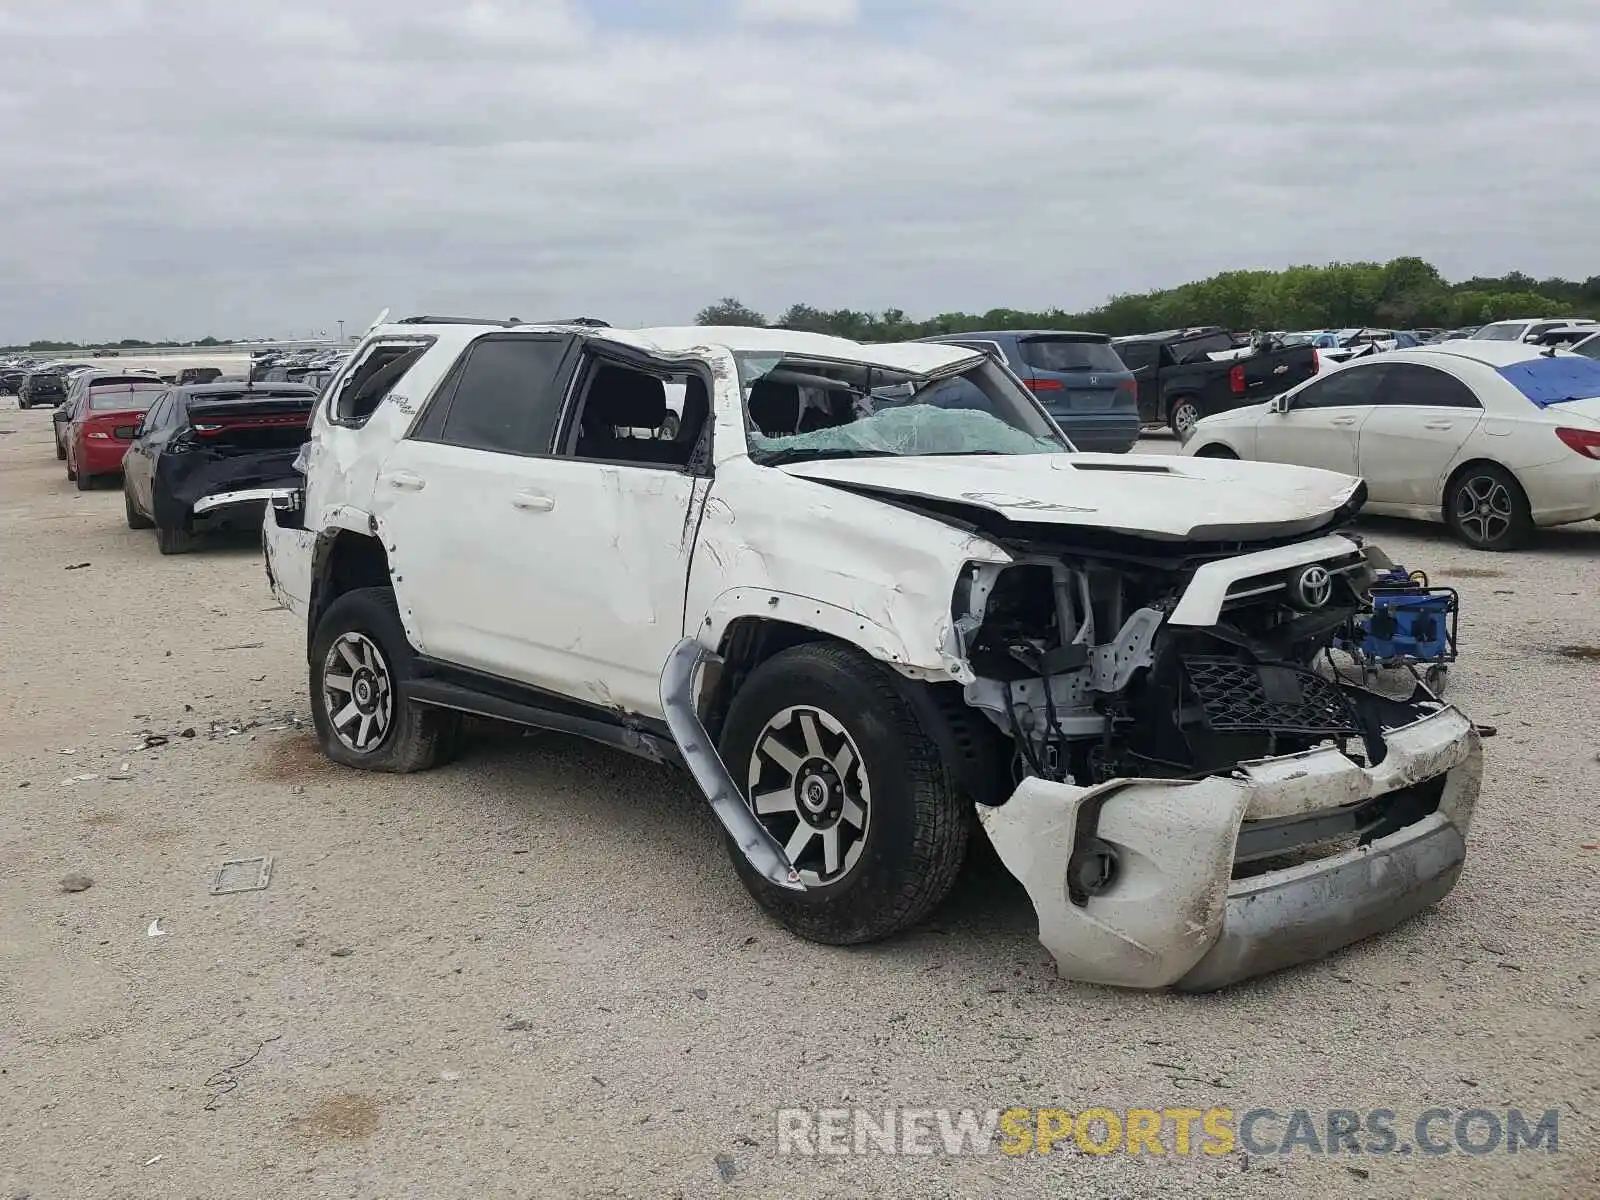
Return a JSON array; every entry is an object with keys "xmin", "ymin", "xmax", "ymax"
[
  {"xmin": 1116, "ymin": 342, "xmax": 1158, "ymax": 372},
  {"xmin": 1574, "ymin": 337, "xmax": 1600, "ymax": 361},
  {"xmin": 434, "ymin": 335, "xmax": 572, "ymax": 455},
  {"xmin": 1379, "ymin": 363, "xmax": 1481, "ymax": 409},
  {"xmin": 1292, "ymin": 364, "xmax": 1390, "ymax": 409}
]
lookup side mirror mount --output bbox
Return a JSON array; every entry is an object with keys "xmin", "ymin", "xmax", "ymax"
[
  {"xmin": 1268, "ymin": 395, "xmax": 1290, "ymax": 415},
  {"xmin": 131, "ymin": 420, "xmax": 146, "ymax": 439}
]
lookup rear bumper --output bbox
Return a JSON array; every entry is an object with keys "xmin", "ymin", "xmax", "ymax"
[
  {"xmin": 1523, "ymin": 456, "xmax": 1600, "ymax": 527},
  {"xmin": 978, "ymin": 702, "xmax": 1481, "ymax": 990},
  {"xmin": 79, "ymin": 440, "xmax": 132, "ymax": 474}
]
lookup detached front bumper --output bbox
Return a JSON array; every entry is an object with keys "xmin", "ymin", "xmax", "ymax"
[{"xmin": 978, "ymin": 704, "xmax": 1481, "ymax": 991}]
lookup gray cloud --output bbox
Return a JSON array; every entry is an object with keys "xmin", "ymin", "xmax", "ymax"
[{"xmin": 0, "ymin": 0, "xmax": 1594, "ymax": 340}]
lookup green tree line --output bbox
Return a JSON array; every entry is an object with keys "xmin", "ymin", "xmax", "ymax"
[{"xmin": 697, "ymin": 258, "xmax": 1600, "ymax": 340}]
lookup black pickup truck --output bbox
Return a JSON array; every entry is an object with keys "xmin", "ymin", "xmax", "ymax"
[{"xmin": 1111, "ymin": 328, "xmax": 1319, "ymax": 440}]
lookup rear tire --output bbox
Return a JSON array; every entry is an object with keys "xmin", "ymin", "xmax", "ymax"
[
  {"xmin": 156, "ymin": 523, "xmax": 197, "ymax": 555},
  {"xmin": 124, "ymin": 482, "xmax": 154, "ymax": 530},
  {"xmin": 718, "ymin": 642, "xmax": 969, "ymax": 946},
  {"xmin": 75, "ymin": 467, "xmax": 93, "ymax": 492},
  {"xmin": 309, "ymin": 586, "xmax": 459, "ymax": 774},
  {"xmin": 1168, "ymin": 395, "xmax": 1203, "ymax": 442},
  {"xmin": 1444, "ymin": 463, "xmax": 1532, "ymax": 552}
]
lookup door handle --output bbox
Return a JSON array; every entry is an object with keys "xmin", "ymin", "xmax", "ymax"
[
  {"xmin": 1330, "ymin": 416, "xmax": 1358, "ymax": 426},
  {"xmin": 382, "ymin": 471, "xmax": 426, "ymax": 492},
  {"xmin": 511, "ymin": 491, "xmax": 555, "ymax": 513},
  {"xmin": 1424, "ymin": 421, "xmax": 1453, "ymax": 430}
]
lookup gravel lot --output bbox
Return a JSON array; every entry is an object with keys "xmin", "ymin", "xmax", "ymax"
[{"xmin": 2, "ymin": 402, "xmax": 1596, "ymax": 1199}]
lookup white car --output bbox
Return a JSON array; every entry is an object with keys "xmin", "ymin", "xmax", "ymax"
[
  {"xmin": 1468, "ymin": 317, "xmax": 1595, "ymax": 344},
  {"xmin": 1183, "ymin": 344, "xmax": 1600, "ymax": 550},
  {"xmin": 255, "ymin": 316, "xmax": 1483, "ymax": 990}
]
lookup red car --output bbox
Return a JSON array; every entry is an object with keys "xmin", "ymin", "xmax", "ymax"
[{"xmin": 65, "ymin": 376, "xmax": 167, "ymax": 490}]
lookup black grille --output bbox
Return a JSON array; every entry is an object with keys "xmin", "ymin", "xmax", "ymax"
[{"xmin": 1181, "ymin": 657, "xmax": 1361, "ymax": 736}]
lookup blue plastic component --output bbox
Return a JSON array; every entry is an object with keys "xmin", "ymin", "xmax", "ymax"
[
  {"xmin": 1497, "ymin": 357, "xmax": 1600, "ymax": 408},
  {"xmin": 1335, "ymin": 565, "xmax": 1458, "ymax": 672}
]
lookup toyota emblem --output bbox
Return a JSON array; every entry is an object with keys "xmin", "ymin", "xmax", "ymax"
[{"xmin": 1290, "ymin": 564, "xmax": 1333, "ymax": 609}]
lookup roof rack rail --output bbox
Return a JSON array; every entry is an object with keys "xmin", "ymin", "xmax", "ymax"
[{"xmin": 394, "ymin": 315, "xmax": 610, "ymax": 328}]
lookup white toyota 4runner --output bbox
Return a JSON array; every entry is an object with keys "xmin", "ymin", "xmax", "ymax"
[{"xmin": 261, "ymin": 315, "xmax": 1482, "ymax": 990}]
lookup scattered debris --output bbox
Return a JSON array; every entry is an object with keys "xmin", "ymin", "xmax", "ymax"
[
  {"xmin": 60, "ymin": 872, "xmax": 94, "ymax": 893},
  {"xmin": 203, "ymin": 1034, "xmax": 283, "ymax": 1111},
  {"xmin": 690, "ymin": 988, "xmax": 709, "ymax": 1001},
  {"xmin": 211, "ymin": 856, "xmax": 274, "ymax": 895},
  {"xmin": 1581, "ymin": 843, "xmax": 1597, "ymax": 851},
  {"xmin": 141, "ymin": 734, "xmax": 169, "ymax": 749},
  {"xmin": 714, "ymin": 1154, "xmax": 737, "ymax": 1184},
  {"xmin": 17, "ymin": 781, "xmax": 28, "ymax": 788},
  {"xmin": 60, "ymin": 774, "xmax": 100, "ymax": 786},
  {"xmin": 1346, "ymin": 1165, "xmax": 1371, "ymax": 1180},
  {"xmin": 180, "ymin": 728, "xmax": 197, "ymax": 739},
  {"xmin": 143, "ymin": 1156, "xmax": 162, "ymax": 1167},
  {"xmin": 438, "ymin": 1070, "xmax": 461, "ymax": 1082},
  {"xmin": 506, "ymin": 1019, "xmax": 534, "ymax": 1032},
  {"xmin": 1556, "ymin": 645, "xmax": 1600, "ymax": 661},
  {"xmin": 147, "ymin": 919, "xmax": 169, "ymax": 938},
  {"xmin": 1474, "ymin": 724, "xmax": 1498, "ymax": 738},
  {"xmin": 329, "ymin": 946, "xmax": 354, "ymax": 958},
  {"xmin": 59, "ymin": 748, "xmax": 76, "ymax": 755},
  {"xmin": 213, "ymin": 642, "xmax": 265, "ymax": 652},
  {"xmin": 64, "ymin": 562, "xmax": 91, "ymax": 571}
]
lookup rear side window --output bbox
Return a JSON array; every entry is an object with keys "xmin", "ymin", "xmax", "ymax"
[
  {"xmin": 1377, "ymin": 364, "xmax": 1480, "ymax": 409},
  {"xmin": 1573, "ymin": 337, "xmax": 1600, "ymax": 360},
  {"xmin": 329, "ymin": 341, "xmax": 432, "ymax": 426},
  {"xmin": 421, "ymin": 335, "xmax": 574, "ymax": 455},
  {"xmin": 1019, "ymin": 338, "xmax": 1124, "ymax": 373}
]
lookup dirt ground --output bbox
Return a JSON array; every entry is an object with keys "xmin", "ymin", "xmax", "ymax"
[{"xmin": 1, "ymin": 402, "xmax": 1596, "ymax": 1199}]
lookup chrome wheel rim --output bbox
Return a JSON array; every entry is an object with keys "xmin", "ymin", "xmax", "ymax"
[
  {"xmin": 745, "ymin": 705, "xmax": 870, "ymax": 886},
  {"xmin": 322, "ymin": 632, "xmax": 393, "ymax": 753},
  {"xmin": 1171, "ymin": 402, "xmax": 1198, "ymax": 439},
  {"xmin": 1454, "ymin": 475, "xmax": 1513, "ymax": 545}
]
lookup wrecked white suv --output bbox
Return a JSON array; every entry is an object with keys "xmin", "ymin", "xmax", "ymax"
[{"xmin": 261, "ymin": 315, "xmax": 1482, "ymax": 991}]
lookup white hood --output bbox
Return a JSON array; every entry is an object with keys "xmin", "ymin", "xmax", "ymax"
[{"xmin": 779, "ymin": 453, "xmax": 1364, "ymax": 541}]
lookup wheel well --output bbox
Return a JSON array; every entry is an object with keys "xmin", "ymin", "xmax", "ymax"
[
  {"xmin": 702, "ymin": 617, "xmax": 1004, "ymax": 807},
  {"xmin": 1193, "ymin": 442, "xmax": 1237, "ymax": 459},
  {"xmin": 307, "ymin": 530, "xmax": 392, "ymax": 655},
  {"xmin": 1441, "ymin": 458, "xmax": 1526, "ymax": 520}
]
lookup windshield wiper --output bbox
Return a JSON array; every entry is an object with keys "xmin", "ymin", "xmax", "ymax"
[{"xmin": 753, "ymin": 447, "xmax": 897, "ymax": 466}]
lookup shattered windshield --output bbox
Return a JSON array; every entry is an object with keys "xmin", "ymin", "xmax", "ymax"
[{"xmin": 735, "ymin": 353, "xmax": 1069, "ymax": 465}]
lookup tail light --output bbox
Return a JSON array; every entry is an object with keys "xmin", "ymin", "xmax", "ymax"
[
  {"xmin": 192, "ymin": 413, "xmax": 310, "ymax": 436},
  {"xmin": 1116, "ymin": 379, "xmax": 1137, "ymax": 405},
  {"xmin": 1309, "ymin": 353, "xmax": 1320, "ymax": 376},
  {"xmin": 1025, "ymin": 378, "xmax": 1064, "ymax": 393},
  {"xmin": 1229, "ymin": 364, "xmax": 1246, "ymax": 394},
  {"xmin": 1555, "ymin": 426, "xmax": 1600, "ymax": 459}
]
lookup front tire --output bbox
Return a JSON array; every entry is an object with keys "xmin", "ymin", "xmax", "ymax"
[
  {"xmin": 309, "ymin": 587, "xmax": 459, "ymax": 773},
  {"xmin": 718, "ymin": 642, "xmax": 969, "ymax": 945},
  {"xmin": 1168, "ymin": 395, "xmax": 1202, "ymax": 442},
  {"xmin": 1445, "ymin": 463, "xmax": 1532, "ymax": 552},
  {"xmin": 1193, "ymin": 443, "xmax": 1239, "ymax": 459}
]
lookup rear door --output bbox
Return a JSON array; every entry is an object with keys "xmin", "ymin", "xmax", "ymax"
[
  {"xmin": 1113, "ymin": 340, "xmax": 1161, "ymax": 422},
  {"xmin": 373, "ymin": 333, "xmax": 578, "ymax": 676},
  {"xmin": 1255, "ymin": 362, "xmax": 1392, "ymax": 476},
  {"xmin": 1356, "ymin": 363, "xmax": 1485, "ymax": 506}
]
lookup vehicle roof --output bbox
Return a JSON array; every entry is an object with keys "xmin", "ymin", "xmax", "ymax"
[
  {"xmin": 1381, "ymin": 343, "xmax": 1569, "ymax": 368},
  {"xmin": 1477, "ymin": 316, "xmax": 1592, "ymax": 326},
  {"xmin": 1111, "ymin": 327, "xmax": 1225, "ymax": 344},
  {"xmin": 918, "ymin": 329, "xmax": 1111, "ymax": 342},
  {"xmin": 370, "ymin": 320, "xmax": 982, "ymax": 375}
]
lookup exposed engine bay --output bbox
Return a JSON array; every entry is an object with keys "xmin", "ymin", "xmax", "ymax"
[{"xmin": 953, "ymin": 535, "xmax": 1436, "ymax": 787}]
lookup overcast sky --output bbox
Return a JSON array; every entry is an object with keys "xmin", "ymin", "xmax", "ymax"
[{"xmin": 1, "ymin": 0, "xmax": 1594, "ymax": 342}]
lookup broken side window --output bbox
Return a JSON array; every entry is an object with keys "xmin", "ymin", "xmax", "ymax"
[
  {"xmin": 329, "ymin": 340, "xmax": 432, "ymax": 427},
  {"xmin": 561, "ymin": 356, "xmax": 711, "ymax": 471}
]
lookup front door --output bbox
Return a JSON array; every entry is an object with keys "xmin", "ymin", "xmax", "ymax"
[{"xmin": 1255, "ymin": 362, "xmax": 1393, "ymax": 477}]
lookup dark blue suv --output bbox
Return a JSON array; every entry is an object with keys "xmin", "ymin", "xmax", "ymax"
[{"xmin": 918, "ymin": 331, "xmax": 1139, "ymax": 453}]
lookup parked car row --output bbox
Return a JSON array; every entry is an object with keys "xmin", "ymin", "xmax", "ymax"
[{"xmin": 25, "ymin": 366, "xmax": 319, "ymax": 553}]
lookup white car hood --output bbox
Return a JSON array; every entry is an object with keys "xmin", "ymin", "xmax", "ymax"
[{"xmin": 779, "ymin": 453, "xmax": 1365, "ymax": 541}]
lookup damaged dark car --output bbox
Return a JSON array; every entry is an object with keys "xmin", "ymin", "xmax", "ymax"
[{"xmin": 121, "ymin": 382, "xmax": 317, "ymax": 554}]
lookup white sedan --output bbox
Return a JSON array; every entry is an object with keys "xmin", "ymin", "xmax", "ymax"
[{"xmin": 1181, "ymin": 343, "xmax": 1600, "ymax": 550}]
